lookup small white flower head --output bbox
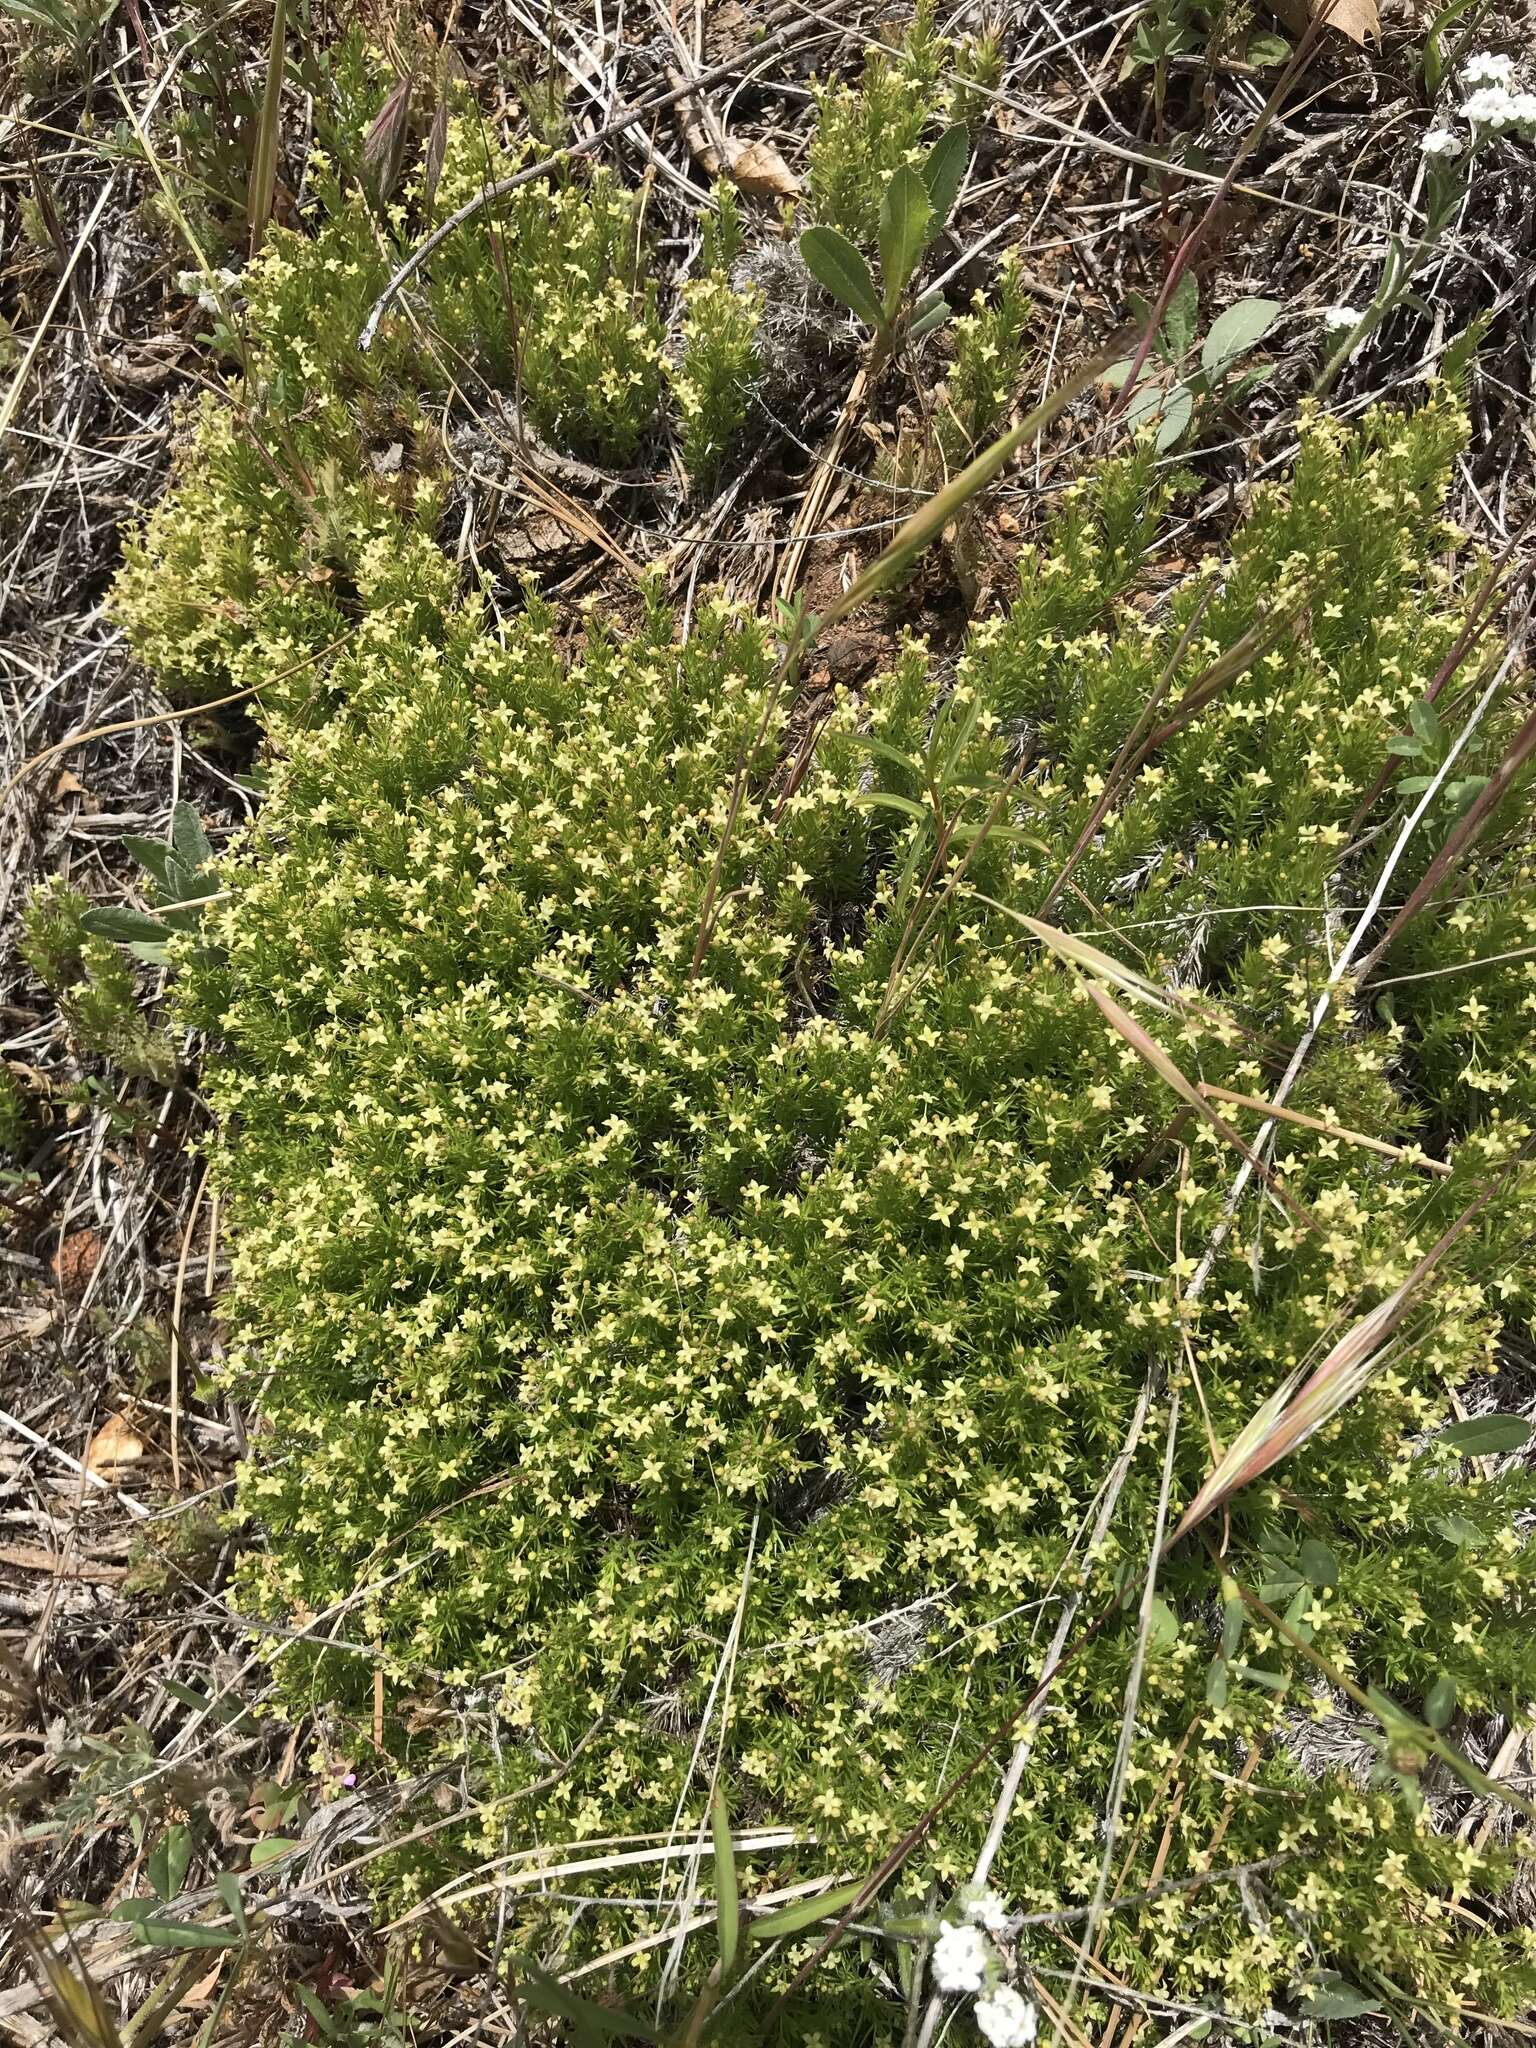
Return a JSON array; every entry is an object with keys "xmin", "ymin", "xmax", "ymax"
[
  {"xmin": 1508, "ymin": 91, "xmax": 1536, "ymax": 132},
  {"xmin": 975, "ymin": 1985, "xmax": 1039, "ymax": 2048},
  {"xmin": 932, "ymin": 1921, "xmax": 994, "ymax": 1994},
  {"xmin": 1321, "ymin": 305, "xmax": 1361, "ymax": 332},
  {"xmin": 1461, "ymin": 50, "xmax": 1514, "ymax": 90},
  {"xmin": 174, "ymin": 266, "xmax": 240, "ymax": 316},
  {"xmin": 1420, "ymin": 126, "xmax": 1461, "ymax": 156},
  {"xmin": 962, "ymin": 1886, "xmax": 1014, "ymax": 1936},
  {"xmin": 1462, "ymin": 84, "xmax": 1519, "ymax": 130}
]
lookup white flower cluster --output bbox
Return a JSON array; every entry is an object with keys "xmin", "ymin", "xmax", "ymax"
[
  {"xmin": 975, "ymin": 1986, "xmax": 1039, "ymax": 2047},
  {"xmin": 174, "ymin": 267, "xmax": 241, "ymax": 317},
  {"xmin": 929, "ymin": 1891, "xmax": 1038, "ymax": 2047},
  {"xmin": 1439, "ymin": 51, "xmax": 1536, "ymax": 143}
]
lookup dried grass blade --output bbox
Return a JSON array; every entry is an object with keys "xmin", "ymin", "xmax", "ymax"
[
  {"xmin": 22, "ymin": 1935, "xmax": 123, "ymax": 2048},
  {"xmin": 974, "ymin": 899, "xmax": 1175, "ymax": 1010},
  {"xmin": 1168, "ymin": 1282, "xmax": 1410, "ymax": 1543}
]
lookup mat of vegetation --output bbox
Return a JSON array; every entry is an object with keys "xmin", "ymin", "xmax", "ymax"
[{"xmin": 5, "ymin": 4, "xmax": 1536, "ymax": 2045}]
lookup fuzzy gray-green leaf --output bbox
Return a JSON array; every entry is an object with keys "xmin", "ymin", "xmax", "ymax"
[
  {"xmin": 879, "ymin": 165, "xmax": 934, "ymax": 318},
  {"xmin": 799, "ymin": 226, "xmax": 884, "ymax": 330}
]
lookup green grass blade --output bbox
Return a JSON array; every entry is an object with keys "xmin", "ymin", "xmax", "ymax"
[
  {"xmin": 248, "ymin": 0, "xmax": 287, "ymax": 256},
  {"xmin": 711, "ymin": 1783, "xmax": 740, "ymax": 1980},
  {"xmin": 745, "ymin": 1877, "xmax": 866, "ymax": 1943},
  {"xmin": 818, "ymin": 349, "xmax": 1118, "ymax": 634}
]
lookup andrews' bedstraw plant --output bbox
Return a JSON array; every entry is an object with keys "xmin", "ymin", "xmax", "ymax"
[
  {"xmin": 667, "ymin": 184, "xmax": 762, "ymax": 481},
  {"xmin": 115, "ymin": 211, "xmax": 1536, "ymax": 2030},
  {"xmin": 21, "ymin": 883, "xmax": 176, "ymax": 1084},
  {"xmin": 115, "ymin": 116, "xmax": 762, "ymax": 704},
  {"xmin": 935, "ymin": 252, "xmax": 1033, "ymax": 471},
  {"xmin": 800, "ymin": 124, "xmax": 969, "ymax": 360},
  {"xmin": 806, "ymin": 0, "xmax": 999, "ymax": 247}
]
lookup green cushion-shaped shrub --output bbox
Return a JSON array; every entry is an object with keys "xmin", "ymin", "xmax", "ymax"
[{"xmin": 119, "ymin": 351, "xmax": 1536, "ymax": 2027}]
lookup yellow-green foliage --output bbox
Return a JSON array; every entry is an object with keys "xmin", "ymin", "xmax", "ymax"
[
  {"xmin": 118, "ymin": 357, "xmax": 1536, "ymax": 2030},
  {"xmin": 668, "ymin": 184, "xmax": 761, "ymax": 479},
  {"xmin": 938, "ymin": 253, "xmax": 1033, "ymax": 468},
  {"xmin": 21, "ymin": 882, "xmax": 175, "ymax": 1083},
  {"xmin": 808, "ymin": 0, "xmax": 1001, "ymax": 245},
  {"xmin": 0, "ymin": 1066, "xmax": 31, "ymax": 1158},
  {"xmin": 116, "ymin": 115, "xmax": 759, "ymax": 704}
]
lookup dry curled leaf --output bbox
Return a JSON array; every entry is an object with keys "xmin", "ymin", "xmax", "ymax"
[
  {"xmin": 86, "ymin": 1412, "xmax": 144, "ymax": 1474},
  {"xmin": 723, "ymin": 137, "xmax": 800, "ymax": 200},
  {"xmin": 1267, "ymin": 0, "xmax": 1377, "ymax": 44}
]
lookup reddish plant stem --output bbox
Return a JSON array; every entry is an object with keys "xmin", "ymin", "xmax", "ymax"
[{"xmin": 1107, "ymin": 9, "xmax": 1332, "ymax": 422}]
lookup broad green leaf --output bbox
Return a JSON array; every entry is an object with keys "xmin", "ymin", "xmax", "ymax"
[
  {"xmin": 1148, "ymin": 1596, "xmax": 1179, "ymax": 1649},
  {"xmin": 849, "ymin": 791, "xmax": 932, "ymax": 823},
  {"xmin": 148, "ymin": 1824, "xmax": 193, "ymax": 1903},
  {"xmin": 843, "ymin": 732, "xmax": 925, "ymax": 776},
  {"xmin": 1438, "ymin": 1415, "xmax": 1532, "ymax": 1457},
  {"xmin": 170, "ymin": 801, "xmax": 213, "ymax": 873},
  {"xmin": 799, "ymin": 226, "xmax": 884, "ymax": 330},
  {"xmin": 295, "ymin": 1987, "xmax": 338, "ymax": 2038},
  {"xmin": 1220, "ymin": 1587, "xmax": 1245, "ymax": 1659},
  {"xmin": 711, "ymin": 1783, "xmax": 740, "ymax": 1980},
  {"xmin": 1301, "ymin": 1974, "xmax": 1383, "ymax": 2021},
  {"xmin": 746, "ymin": 1877, "xmax": 866, "ymax": 1943},
  {"xmin": 1125, "ymin": 375, "xmax": 1168, "ymax": 434},
  {"xmin": 1298, "ymin": 1538, "xmax": 1338, "ymax": 1588},
  {"xmin": 111, "ymin": 1898, "xmax": 162, "ymax": 1923},
  {"xmin": 1154, "ymin": 383, "xmax": 1193, "ymax": 451},
  {"xmin": 1246, "ymin": 31, "xmax": 1290, "ymax": 63},
  {"xmin": 1283, "ymin": 1581, "xmax": 1315, "ymax": 1643},
  {"xmin": 1256, "ymin": 1575, "xmax": 1303, "ymax": 1604},
  {"xmin": 1205, "ymin": 1657, "xmax": 1228, "ymax": 1707},
  {"xmin": 947, "ymin": 820, "xmax": 1053, "ymax": 853},
  {"xmin": 1425, "ymin": 1674, "xmax": 1457, "ymax": 1730},
  {"xmin": 909, "ymin": 296, "xmax": 951, "ymax": 340},
  {"xmin": 879, "ymin": 165, "xmax": 933, "ymax": 317},
  {"xmin": 247, "ymin": 1835, "xmax": 303, "ymax": 1870},
  {"xmin": 1162, "ymin": 272, "xmax": 1200, "ymax": 361},
  {"xmin": 1409, "ymin": 697, "xmax": 1443, "ymax": 747},
  {"xmin": 1201, "ymin": 298, "xmax": 1282, "ymax": 377},
  {"xmin": 1229, "ymin": 1663, "xmax": 1289, "ymax": 1692},
  {"xmin": 122, "ymin": 837, "xmax": 178, "ymax": 892},
  {"xmin": 80, "ymin": 906, "xmax": 167, "ymax": 945},
  {"xmin": 511, "ymin": 1960, "xmax": 660, "ymax": 2042},
  {"xmin": 1421, "ymin": 0, "xmax": 1477, "ymax": 93},
  {"xmin": 920, "ymin": 124, "xmax": 970, "ymax": 235},
  {"xmin": 1434, "ymin": 1512, "xmax": 1481, "ymax": 1548}
]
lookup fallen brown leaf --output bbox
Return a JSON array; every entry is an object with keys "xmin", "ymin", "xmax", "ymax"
[
  {"xmin": 0, "ymin": 1306, "xmax": 54, "ymax": 1346},
  {"xmin": 723, "ymin": 136, "xmax": 800, "ymax": 200},
  {"xmin": 85, "ymin": 1412, "xmax": 145, "ymax": 1474},
  {"xmin": 1267, "ymin": 0, "xmax": 1377, "ymax": 44}
]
